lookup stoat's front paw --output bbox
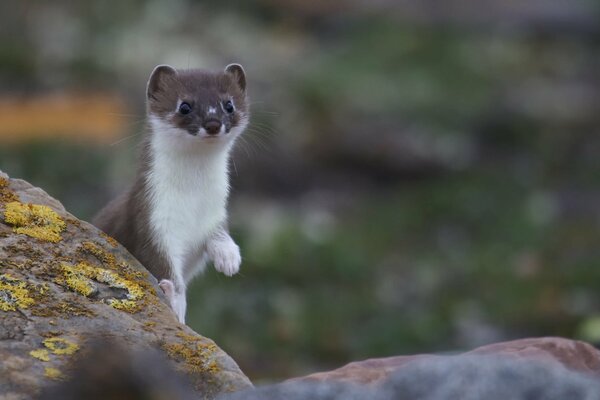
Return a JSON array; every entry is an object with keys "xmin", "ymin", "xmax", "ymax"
[{"xmin": 209, "ymin": 238, "xmax": 241, "ymax": 277}]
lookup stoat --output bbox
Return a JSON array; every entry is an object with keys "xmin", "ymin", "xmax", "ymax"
[{"xmin": 94, "ymin": 64, "xmax": 249, "ymax": 323}]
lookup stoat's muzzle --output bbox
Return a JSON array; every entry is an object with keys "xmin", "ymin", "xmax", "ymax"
[{"xmin": 203, "ymin": 119, "xmax": 222, "ymax": 135}]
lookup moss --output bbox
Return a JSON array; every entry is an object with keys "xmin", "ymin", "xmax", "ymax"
[
  {"xmin": 162, "ymin": 332, "xmax": 220, "ymax": 375},
  {"xmin": 4, "ymin": 202, "xmax": 66, "ymax": 242},
  {"xmin": 29, "ymin": 349, "xmax": 50, "ymax": 362},
  {"xmin": 0, "ymin": 177, "xmax": 19, "ymax": 204},
  {"xmin": 44, "ymin": 367, "xmax": 63, "ymax": 380},
  {"xmin": 43, "ymin": 337, "xmax": 79, "ymax": 355},
  {"xmin": 0, "ymin": 273, "xmax": 35, "ymax": 311}
]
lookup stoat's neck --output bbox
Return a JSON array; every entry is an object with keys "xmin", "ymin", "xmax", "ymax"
[
  {"xmin": 144, "ymin": 116, "xmax": 232, "ymax": 264},
  {"xmin": 145, "ymin": 116, "xmax": 233, "ymax": 191}
]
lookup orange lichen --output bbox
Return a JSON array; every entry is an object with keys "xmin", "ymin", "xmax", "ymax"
[
  {"xmin": 0, "ymin": 273, "xmax": 35, "ymax": 311},
  {"xmin": 43, "ymin": 337, "xmax": 80, "ymax": 355},
  {"xmin": 29, "ymin": 349, "xmax": 50, "ymax": 362},
  {"xmin": 3, "ymin": 202, "xmax": 66, "ymax": 242}
]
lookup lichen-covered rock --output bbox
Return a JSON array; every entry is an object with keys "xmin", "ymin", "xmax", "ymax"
[{"xmin": 0, "ymin": 170, "xmax": 252, "ymax": 399}]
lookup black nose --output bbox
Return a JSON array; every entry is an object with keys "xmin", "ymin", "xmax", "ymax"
[{"xmin": 204, "ymin": 120, "xmax": 222, "ymax": 135}]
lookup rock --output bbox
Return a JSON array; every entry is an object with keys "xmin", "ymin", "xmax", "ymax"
[
  {"xmin": 222, "ymin": 338, "xmax": 600, "ymax": 400},
  {"xmin": 295, "ymin": 337, "xmax": 600, "ymax": 384},
  {"xmin": 0, "ymin": 170, "xmax": 251, "ymax": 399},
  {"xmin": 38, "ymin": 340, "xmax": 201, "ymax": 400},
  {"xmin": 469, "ymin": 337, "xmax": 600, "ymax": 376}
]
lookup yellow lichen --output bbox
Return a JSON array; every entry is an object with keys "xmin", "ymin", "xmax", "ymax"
[
  {"xmin": 81, "ymin": 241, "xmax": 144, "ymax": 279},
  {"xmin": 81, "ymin": 241, "xmax": 117, "ymax": 265},
  {"xmin": 107, "ymin": 299, "xmax": 138, "ymax": 311},
  {"xmin": 3, "ymin": 202, "xmax": 66, "ymax": 242},
  {"xmin": 143, "ymin": 321, "xmax": 156, "ymax": 331},
  {"xmin": 97, "ymin": 268, "xmax": 145, "ymax": 300},
  {"xmin": 53, "ymin": 301, "xmax": 94, "ymax": 318},
  {"xmin": 37, "ymin": 282, "xmax": 50, "ymax": 295},
  {"xmin": 163, "ymin": 332, "xmax": 220, "ymax": 374},
  {"xmin": 58, "ymin": 262, "xmax": 145, "ymax": 312},
  {"xmin": 44, "ymin": 367, "xmax": 63, "ymax": 380},
  {"xmin": 0, "ymin": 274, "xmax": 35, "ymax": 311},
  {"xmin": 61, "ymin": 264, "xmax": 96, "ymax": 296},
  {"xmin": 100, "ymin": 232, "xmax": 119, "ymax": 247},
  {"xmin": 0, "ymin": 177, "xmax": 19, "ymax": 204},
  {"xmin": 43, "ymin": 337, "xmax": 79, "ymax": 355},
  {"xmin": 29, "ymin": 349, "xmax": 50, "ymax": 362}
]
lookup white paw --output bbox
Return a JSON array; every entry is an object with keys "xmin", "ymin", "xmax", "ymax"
[
  {"xmin": 210, "ymin": 238, "xmax": 241, "ymax": 277},
  {"xmin": 158, "ymin": 279, "xmax": 175, "ymax": 300}
]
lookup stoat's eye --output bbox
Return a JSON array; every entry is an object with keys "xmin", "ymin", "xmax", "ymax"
[
  {"xmin": 222, "ymin": 100, "xmax": 235, "ymax": 114},
  {"xmin": 179, "ymin": 102, "xmax": 192, "ymax": 115}
]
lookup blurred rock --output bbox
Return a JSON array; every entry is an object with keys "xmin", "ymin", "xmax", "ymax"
[
  {"xmin": 0, "ymin": 170, "xmax": 251, "ymax": 399},
  {"xmin": 296, "ymin": 337, "xmax": 600, "ymax": 384},
  {"xmin": 222, "ymin": 337, "xmax": 600, "ymax": 400},
  {"xmin": 38, "ymin": 340, "xmax": 199, "ymax": 400}
]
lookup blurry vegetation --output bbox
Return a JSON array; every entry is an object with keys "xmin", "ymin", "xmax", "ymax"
[{"xmin": 1, "ymin": 0, "xmax": 600, "ymax": 382}]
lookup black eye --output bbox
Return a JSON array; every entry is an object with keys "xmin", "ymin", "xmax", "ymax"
[
  {"xmin": 179, "ymin": 102, "xmax": 192, "ymax": 115},
  {"xmin": 223, "ymin": 100, "xmax": 234, "ymax": 114}
]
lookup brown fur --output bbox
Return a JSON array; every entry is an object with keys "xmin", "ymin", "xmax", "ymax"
[
  {"xmin": 148, "ymin": 67, "xmax": 248, "ymax": 135},
  {"xmin": 93, "ymin": 138, "xmax": 172, "ymax": 280}
]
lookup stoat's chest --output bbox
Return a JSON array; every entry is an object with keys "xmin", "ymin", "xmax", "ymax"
[{"xmin": 147, "ymin": 146, "xmax": 230, "ymax": 263}]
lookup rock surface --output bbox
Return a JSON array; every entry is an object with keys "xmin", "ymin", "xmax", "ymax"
[
  {"xmin": 223, "ymin": 337, "xmax": 600, "ymax": 400},
  {"xmin": 295, "ymin": 337, "xmax": 600, "ymax": 384},
  {"xmin": 0, "ymin": 170, "xmax": 251, "ymax": 399}
]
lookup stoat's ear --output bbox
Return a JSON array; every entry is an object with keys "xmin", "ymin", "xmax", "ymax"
[
  {"xmin": 147, "ymin": 65, "xmax": 177, "ymax": 100},
  {"xmin": 225, "ymin": 63, "xmax": 246, "ymax": 92}
]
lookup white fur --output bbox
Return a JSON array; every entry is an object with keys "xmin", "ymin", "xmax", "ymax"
[
  {"xmin": 146, "ymin": 115, "xmax": 247, "ymax": 322},
  {"xmin": 207, "ymin": 231, "xmax": 241, "ymax": 277},
  {"xmin": 208, "ymin": 106, "xmax": 217, "ymax": 114},
  {"xmin": 159, "ymin": 279, "xmax": 187, "ymax": 323},
  {"xmin": 147, "ymin": 116, "xmax": 230, "ymax": 270}
]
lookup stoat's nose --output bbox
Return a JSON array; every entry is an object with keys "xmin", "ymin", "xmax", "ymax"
[{"xmin": 204, "ymin": 119, "xmax": 222, "ymax": 135}]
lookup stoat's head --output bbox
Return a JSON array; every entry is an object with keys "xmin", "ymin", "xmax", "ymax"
[{"xmin": 146, "ymin": 64, "xmax": 249, "ymax": 143}]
